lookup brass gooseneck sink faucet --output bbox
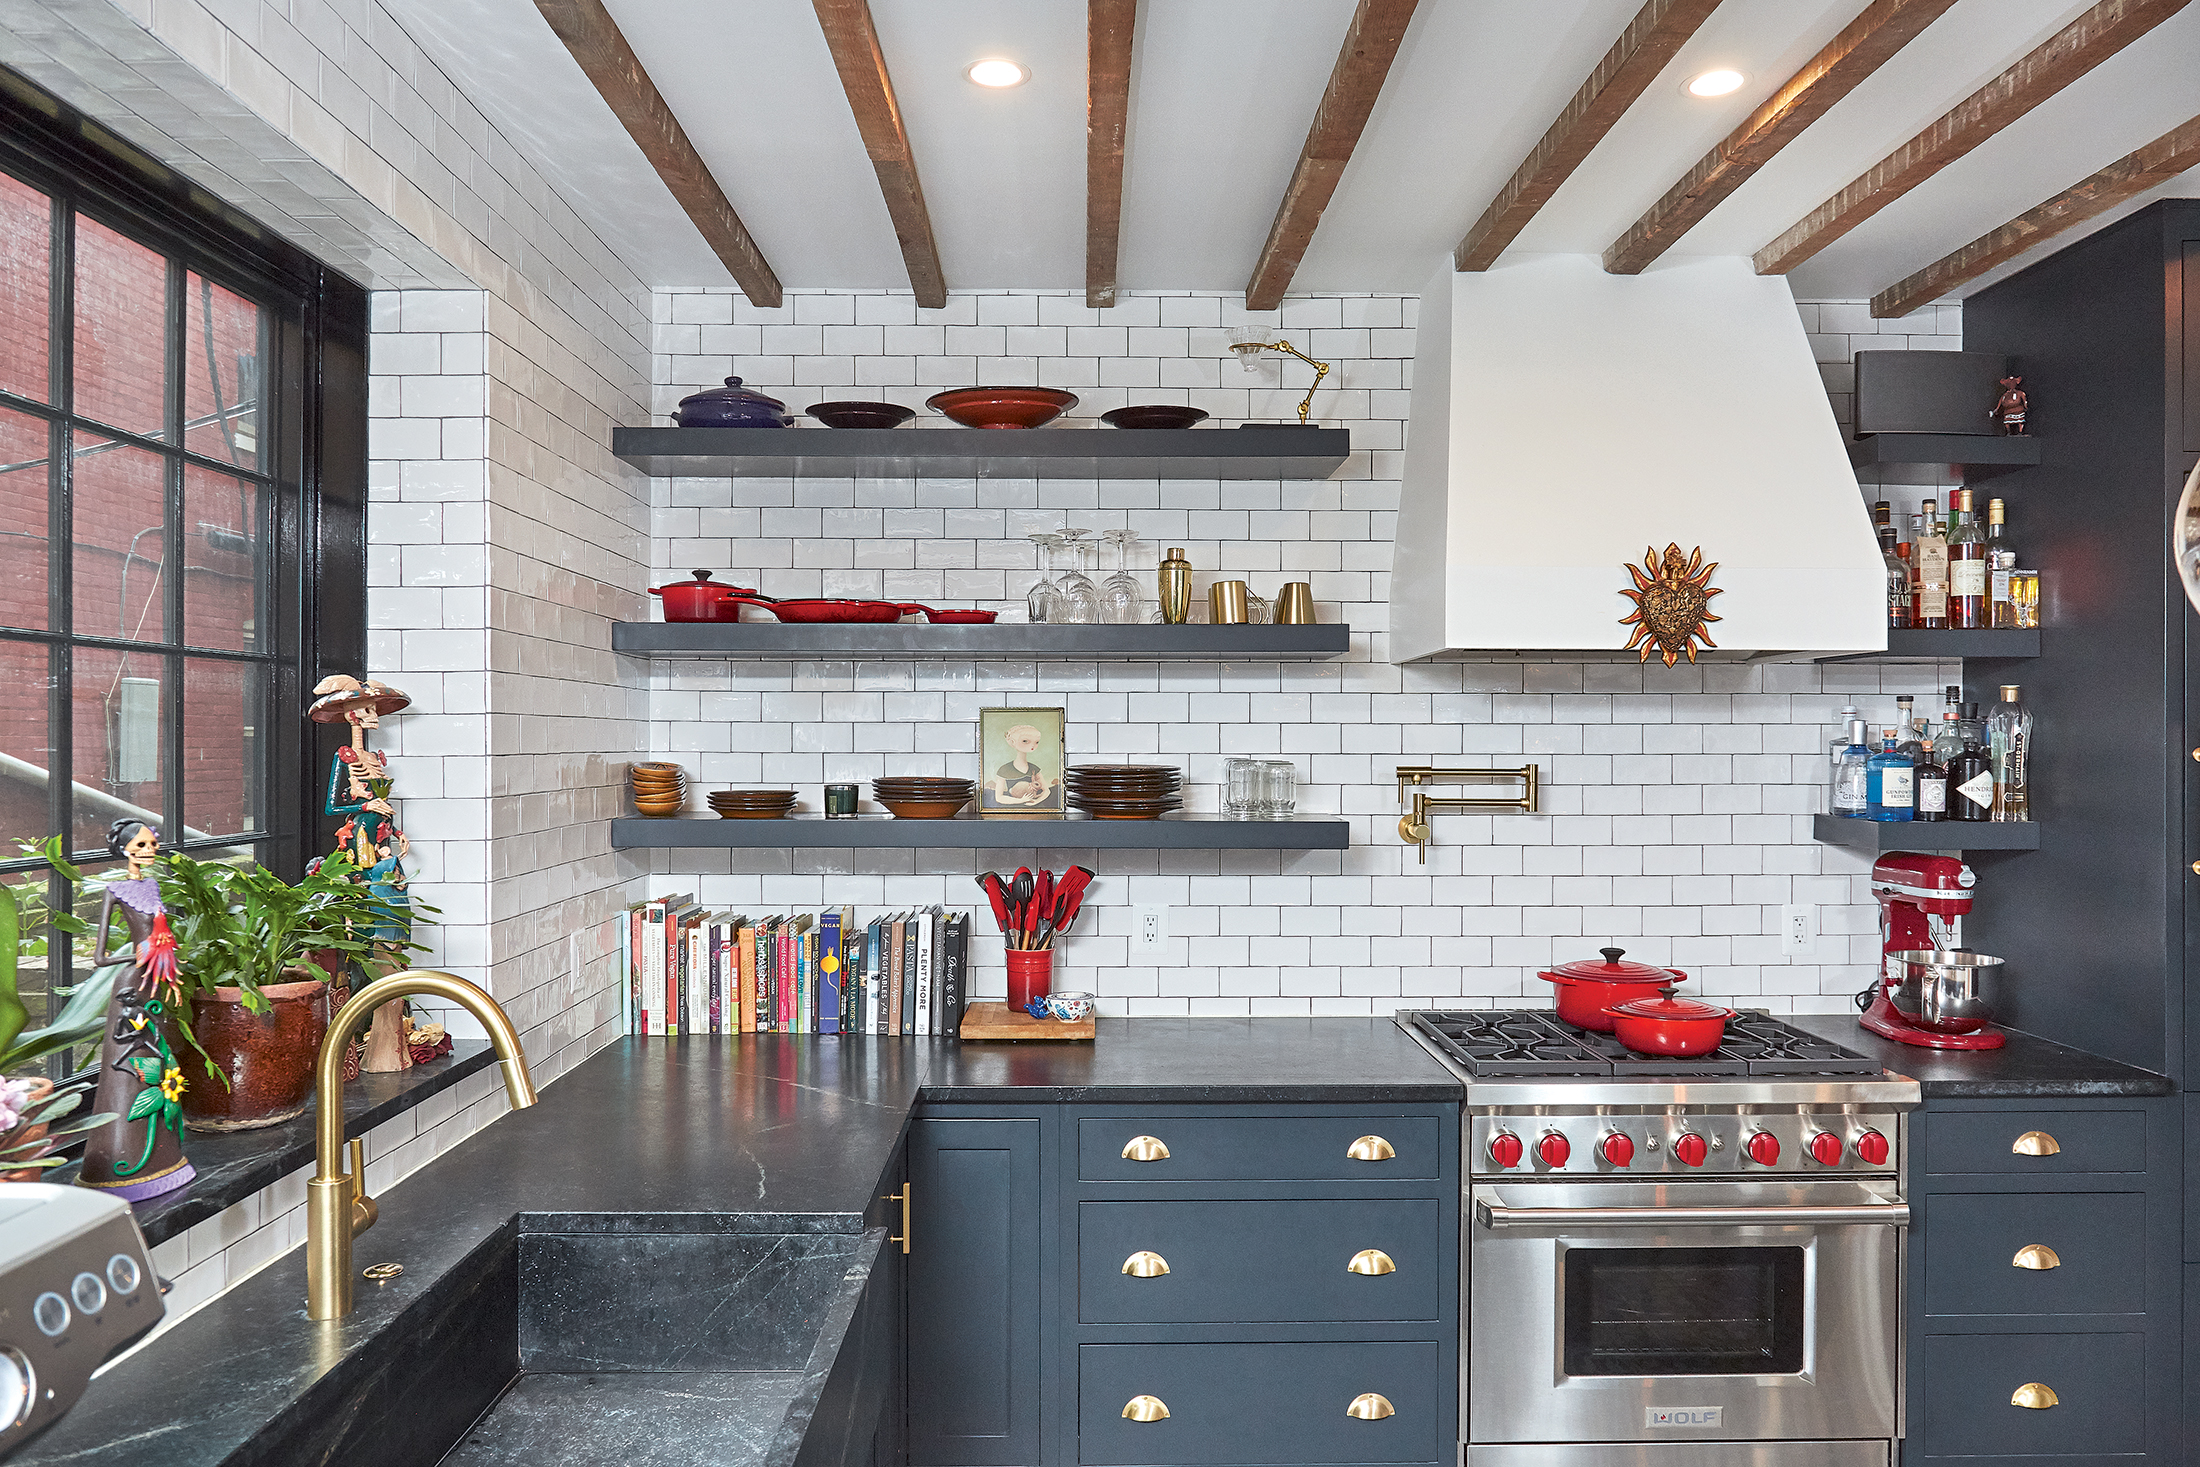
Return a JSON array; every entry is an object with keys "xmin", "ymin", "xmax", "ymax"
[{"xmin": 307, "ymin": 970, "xmax": 538, "ymax": 1320}]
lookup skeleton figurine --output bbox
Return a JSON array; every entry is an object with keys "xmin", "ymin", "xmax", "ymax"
[
  {"xmin": 309, "ymin": 675, "xmax": 415, "ymax": 1072},
  {"xmin": 76, "ymin": 820, "xmax": 196, "ymax": 1201},
  {"xmin": 1991, "ymin": 376, "xmax": 2029, "ymax": 436}
]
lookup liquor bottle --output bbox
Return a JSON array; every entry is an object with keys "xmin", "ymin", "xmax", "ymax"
[
  {"xmin": 1948, "ymin": 488, "xmax": 1987, "ymax": 628},
  {"xmin": 1915, "ymin": 498, "xmax": 1949, "ymax": 629},
  {"xmin": 1827, "ymin": 700, "xmax": 1863, "ymax": 775},
  {"xmin": 1865, "ymin": 729, "xmax": 1914, "ymax": 823},
  {"xmin": 1894, "ymin": 696, "xmax": 1926, "ymax": 771},
  {"xmin": 1947, "ymin": 703, "xmax": 1994, "ymax": 822},
  {"xmin": 1915, "ymin": 733, "xmax": 1948, "ymax": 823},
  {"xmin": 1930, "ymin": 685, "xmax": 1964, "ymax": 766},
  {"xmin": 1986, "ymin": 499, "xmax": 2018, "ymax": 629},
  {"xmin": 1833, "ymin": 718, "xmax": 1871, "ymax": 818},
  {"xmin": 1988, "ymin": 683, "xmax": 2032, "ymax": 821},
  {"xmin": 1879, "ymin": 525, "xmax": 1912, "ymax": 628},
  {"xmin": 1906, "ymin": 510, "xmax": 1925, "ymax": 624}
]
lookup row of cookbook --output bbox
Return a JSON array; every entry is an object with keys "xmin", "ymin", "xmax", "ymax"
[{"xmin": 621, "ymin": 895, "xmax": 973, "ymax": 1037}]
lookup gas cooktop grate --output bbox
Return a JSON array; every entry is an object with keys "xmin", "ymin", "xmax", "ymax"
[{"xmin": 1407, "ymin": 1009, "xmax": 1885, "ymax": 1079}]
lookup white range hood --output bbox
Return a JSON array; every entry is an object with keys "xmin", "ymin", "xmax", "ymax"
[{"xmin": 1391, "ymin": 254, "xmax": 1886, "ymax": 662}]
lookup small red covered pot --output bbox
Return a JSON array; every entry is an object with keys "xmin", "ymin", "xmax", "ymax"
[
  {"xmin": 649, "ymin": 570, "xmax": 750, "ymax": 622},
  {"xmin": 1537, "ymin": 947, "xmax": 1684, "ymax": 1032},
  {"xmin": 1602, "ymin": 994, "xmax": 1736, "ymax": 1057}
]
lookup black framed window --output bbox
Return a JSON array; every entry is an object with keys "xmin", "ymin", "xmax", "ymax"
[{"xmin": 0, "ymin": 69, "xmax": 366, "ymax": 1028}]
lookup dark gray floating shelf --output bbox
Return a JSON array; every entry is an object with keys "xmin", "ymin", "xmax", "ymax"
[
  {"xmin": 1816, "ymin": 629, "xmax": 2040, "ymax": 663},
  {"xmin": 1812, "ymin": 814, "xmax": 2039, "ymax": 853},
  {"xmin": 612, "ymin": 425, "xmax": 1350, "ymax": 480},
  {"xmin": 612, "ymin": 814, "xmax": 1351, "ymax": 851},
  {"xmin": 1846, "ymin": 433, "xmax": 2042, "ymax": 485},
  {"xmin": 612, "ymin": 621, "xmax": 1352, "ymax": 661}
]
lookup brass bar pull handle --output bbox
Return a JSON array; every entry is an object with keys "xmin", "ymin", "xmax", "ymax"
[
  {"xmin": 882, "ymin": 1184, "xmax": 910, "ymax": 1254},
  {"xmin": 1122, "ymin": 1135, "xmax": 1171, "ymax": 1162},
  {"xmin": 2010, "ymin": 1383, "xmax": 2059, "ymax": 1409},
  {"xmin": 1346, "ymin": 1393, "xmax": 1395, "ymax": 1420},
  {"xmin": 2012, "ymin": 1244, "xmax": 2061, "ymax": 1270},
  {"xmin": 1346, "ymin": 1134, "xmax": 1395, "ymax": 1162},
  {"xmin": 1122, "ymin": 1395, "xmax": 1170, "ymax": 1422},
  {"xmin": 1122, "ymin": 1250, "xmax": 1171, "ymax": 1277},
  {"xmin": 1347, "ymin": 1249, "xmax": 1395, "ymax": 1276},
  {"xmin": 2011, "ymin": 1131, "xmax": 2061, "ymax": 1156}
]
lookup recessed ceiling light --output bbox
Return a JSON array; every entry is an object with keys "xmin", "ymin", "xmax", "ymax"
[
  {"xmin": 1685, "ymin": 68, "xmax": 1747, "ymax": 98},
  {"xmin": 965, "ymin": 58, "xmax": 1029, "ymax": 88}
]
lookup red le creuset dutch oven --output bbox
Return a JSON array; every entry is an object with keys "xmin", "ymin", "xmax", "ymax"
[
  {"xmin": 1537, "ymin": 947, "xmax": 1684, "ymax": 1032},
  {"xmin": 649, "ymin": 570, "xmax": 753, "ymax": 623},
  {"xmin": 1601, "ymin": 994, "xmax": 1737, "ymax": 1057}
]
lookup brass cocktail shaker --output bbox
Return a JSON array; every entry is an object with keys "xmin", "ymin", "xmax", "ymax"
[{"xmin": 1159, "ymin": 547, "xmax": 1192, "ymax": 624}]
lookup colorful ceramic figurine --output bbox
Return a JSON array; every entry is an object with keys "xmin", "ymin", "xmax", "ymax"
[
  {"xmin": 309, "ymin": 675, "xmax": 416, "ymax": 1072},
  {"xmin": 77, "ymin": 819, "xmax": 195, "ymax": 1201},
  {"xmin": 1992, "ymin": 376, "xmax": 2028, "ymax": 435}
]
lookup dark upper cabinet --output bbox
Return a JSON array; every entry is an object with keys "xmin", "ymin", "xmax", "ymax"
[
  {"xmin": 906, "ymin": 1113, "xmax": 1045, "ymax": 1467},
  {"xmin": 1958, "ymin": 201, "xmax": 2200, "ymax": 1084}
]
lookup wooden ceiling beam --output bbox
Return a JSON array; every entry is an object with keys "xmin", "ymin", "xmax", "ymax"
[
  {"xmin": 1754, "ymin": 0, "xmax": 2192, "ymax": 277},
  {"xmin": 1872, "ymin": 111, "xmax": 2200, "ymax": 318},
  {"xmin": 1604, "ymin": 0, "xmax": 1956, "ymax": 275},
  {"xmin": 1244, "ymin": 0, "xmax": 1420, "ymax": 312},
  {"xmin": 1087, "ymin": 0, "xmax": 1138, "ymax": 309},
  {"xmin": 534, "ymin": 0, "xmax": 781, "ymax": 306},
  {"xmin": 813, "ymin": 0, "xmax": 947, "ymax": 308},
  {"xmin": 1454, "ymin": 0, "xmax": 1722, "ymax": 273}
]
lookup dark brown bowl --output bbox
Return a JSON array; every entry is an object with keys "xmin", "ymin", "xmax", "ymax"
[
  {"xmin": 1101, "ymin": 405, "xmax": 1209, "ymax": 430},
  {"xmin": 879, "ymin": 797, "xmax": 970, "ymax": 819},
  {"xmin": 807, "ymin": 400, "xmax": 916, "ymax": 429},
  {"xmin": 926, "ymin": 387, "xmax": 1079, "ymax": 430}
]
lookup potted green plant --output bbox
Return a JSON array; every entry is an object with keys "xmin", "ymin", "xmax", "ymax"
[
  {"xmin": 156, "ymin": 850, "xmax": 433, "ymax": 1131},
  {"xmin": 0, "ymin": 875, "xmax": 119, "ymax": 1181}
]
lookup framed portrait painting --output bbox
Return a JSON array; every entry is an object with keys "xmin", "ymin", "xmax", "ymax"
[{"xmin": 978, "ymin": 706, "xmax": 1065, "ymax": 817}]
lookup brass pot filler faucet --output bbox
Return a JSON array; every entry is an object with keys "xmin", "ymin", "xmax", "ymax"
[{"xmin": 307, "ymin": 970, "xmax": 538, "ymax": 1320}]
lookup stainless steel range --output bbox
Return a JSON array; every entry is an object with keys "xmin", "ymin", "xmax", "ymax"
[{"xmin": 1398, "ymin": 1009, "xmax": 1920, "ymax": 1467}]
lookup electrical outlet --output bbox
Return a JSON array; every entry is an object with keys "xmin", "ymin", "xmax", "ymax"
[
  {"xmin": 1780, "ymin": 904, "xmax": 1817, "ymax": 955},
  {"xmin": 1134, "ymin": 905, "xmax": 1168, "ymax": 952}
]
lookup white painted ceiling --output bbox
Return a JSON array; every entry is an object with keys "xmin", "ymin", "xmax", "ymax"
[{"xmin": 385, "ymin": 0, "xmax": 2200, "ymax": 308}]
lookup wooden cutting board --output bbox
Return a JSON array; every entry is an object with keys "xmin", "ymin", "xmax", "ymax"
[{"xmin": 959, "ymin": 1001, "xmax": 1096, "ymax": 1041}]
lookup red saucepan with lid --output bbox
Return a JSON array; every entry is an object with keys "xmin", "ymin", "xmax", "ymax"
[
  {"xmin": 1601, "ymin": 994, "xmax": 1736, "ymax": 1057},
  {"xmin": 649, "ymin": 570, "xmax": 753, "ymax": 623},
  {"xmin": 1537, "ymin": 947, "xmax": 1685, "ymax": 1032}
]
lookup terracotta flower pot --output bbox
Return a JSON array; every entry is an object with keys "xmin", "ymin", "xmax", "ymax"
[
  {"xmin": 182, "ymin": 970, "xmax": 332, "ymax": 1132},
  {"xmin": 0, "ymin": 1076, "xmax": 56, "ymax": 1182}
]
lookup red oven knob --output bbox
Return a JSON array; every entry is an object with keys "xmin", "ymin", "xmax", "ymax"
[
  {"xmin": 1853, "ymin": 1129, "xmax": 1890, "ymax": 1166},
  {"xmin": 1488, "ymin": 1131, "xmax": 1524, "ymax": 1169},
  {"xmin": 1808, "ymin": 1132, "xmax": 1844, "ymax": 1167},
  {"xmin": 1600, "ymin": 1133, "xmax": 1635, "ymax": 1168},
  {"xmin": 1745, "ymin": 1131, "xmax": 1781, "ymax": 1167},
  {"xmin": 1672, "ymin": 1132, "xmax": 1708, "ymax": 1167},
  {"xmin": 1537, "ymin": 1132, "xmax": 1571, "ymax": 1168}
]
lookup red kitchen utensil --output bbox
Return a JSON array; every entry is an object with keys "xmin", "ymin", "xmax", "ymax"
[
  {"xmin": 901, "ymin": 603, "xmax": 1001, "ymax": 624},
  {"xmin": 1601, "ymin": 994, "xmax": 1736, "ymax": 1057},
  {"xmin": 1537, "ymin": 947, "xmax": 1685, "ymax": 1032},
  {"xmin": 718, "ymin": 594, "xmax": 924, "ymax": 624},
  {"xmin": 975, "ymin": 872, "xmax": 1011, "ymax": 935},
  {"xmin": 648, "ymin": 570, "xmax": 753, "ymax": 623}
]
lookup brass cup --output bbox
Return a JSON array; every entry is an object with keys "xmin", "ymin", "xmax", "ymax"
[
  {"xmin": 1274, "ymin": 582, "xmax": 1316, "ymax": 624},
  {"xmin": 1208, "ymin": 581, "xmax": 1249, "ymax": 625}
]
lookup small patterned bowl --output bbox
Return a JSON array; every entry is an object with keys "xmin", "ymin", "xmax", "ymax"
[{"xmin": 1044, "ymin": 991, "xmax": 1095, "ymax": 1021}]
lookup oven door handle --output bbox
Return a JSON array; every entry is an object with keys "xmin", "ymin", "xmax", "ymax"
[{"xmin": 1472, "ymin": 1188, "xmax": 1910, "ymax": 1230}]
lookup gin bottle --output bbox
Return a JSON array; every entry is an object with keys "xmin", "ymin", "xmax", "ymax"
[
  {"xmin": 1865, "ymin": 729, "xmax": 1915, "ymax": 823},
  {"xmin": 1832, "ymin": 718, "xmax": 1871, "ymax": 818},
  {"xmin": 1988, "ymin": 684, "xmax": 2032, "ymax": 821}
]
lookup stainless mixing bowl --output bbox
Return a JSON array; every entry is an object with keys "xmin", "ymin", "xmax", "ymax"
[{"xmin": 1888, "ymin": 949, "xmax": 2005, "ymax": 1033}]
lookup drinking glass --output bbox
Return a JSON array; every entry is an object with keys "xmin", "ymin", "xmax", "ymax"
[
  {"xmin": 1099, "ymin": 529, "xmax": 1145, "ymax": 624},
  {"xmin": 1258, "ymin": 760, "xmax": 1296, "ymax": 819},
  {"xmin": 1026, "ymin": 532, "xmax": 1063, "ymax": 624},
  {"xmin": 1225, "ymin": 757, "xmax": 1264, "ymax": 819},
  {"xmin": 1056, "ymin": 530, "xmax": 1099, "ymax": 624}
]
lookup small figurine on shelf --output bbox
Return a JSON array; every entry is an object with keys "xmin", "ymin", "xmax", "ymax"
[
  {"xmin": 309, "ymin": 674, "xmax": 416, "ymax": 1073},
  {"xmin": 1991, "ymin": 376, "xmax": 2029, "ymax": 435},
  {"xmin": 77, "ymin": 819, "xmax": 195, "ymax": 1202}
]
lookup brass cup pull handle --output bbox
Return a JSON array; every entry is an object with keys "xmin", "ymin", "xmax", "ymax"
[
  {"xmin": 1347, "ymin": 1248, "xmax": 1396, "ymax": 1276},
  {"xmin": 1122, "ymin": 1250, "xmax": 1171, "ymax": 1278},
  {"xmin": 2012, "ymin": 1130, "xmax": 2061, "ymax": 1157},
  {"xmin": 2012, "ymin": 1244, "xmax": 2062, "ymax": 1271},
  {"xmin": 1347, "ymin": 1134, "xmax": 1396, "ymax": 1162},
  {"xmin": 1122, "ymin": 1135, "xmax": 1171, "ymax": 1162},
  {"xmin": 2010, "ymin": 1382, "xmax": 2060, "ymax": 1410},
  {"xmin": 1346, "ymin": 1393, "xmax": 1395, "ymax": 1420},
  {"xmin": 1122, "ymin": 1395, "xmax": 1170, "ymax": 1422}
]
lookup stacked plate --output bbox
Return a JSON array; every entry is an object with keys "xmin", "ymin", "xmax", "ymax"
[
  {"xmin": 707, "ymin": 789, "xmax": 798, "ymax": 819},
  {"xmin": 631, "ymin": 762, "xmax": 686, "ymax": 817},
  {"xmin": 1064, "ymin": 765, "xmax": 1182, "ymax": 821},
  {"xmin": 872, "ymin": 776, "xmax": 975, "ymax": 819}
]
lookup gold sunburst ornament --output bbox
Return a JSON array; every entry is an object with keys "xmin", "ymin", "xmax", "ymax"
[{"xmin": 1619, "ymin": 543, "xmax": 1723, "ymax": 666}]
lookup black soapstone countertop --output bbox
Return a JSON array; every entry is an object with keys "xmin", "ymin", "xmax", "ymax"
[{"xmin": 1786, "ymin": 1010, "xmax": 2174, "ymax": 1097}]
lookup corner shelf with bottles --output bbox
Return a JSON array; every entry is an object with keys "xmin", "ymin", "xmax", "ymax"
[
  {"xmin": 1817, "ymin": 487, "xmax": 2042, "ymax": 664},
  {"xmin": 1817, "ymin": 679, "xmax": 2038, "ymax": 855}
]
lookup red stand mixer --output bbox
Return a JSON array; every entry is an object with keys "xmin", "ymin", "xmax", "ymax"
[{"xmin": 1863, "ymin": 853, "xmax": 2006, "ymax": 1050}]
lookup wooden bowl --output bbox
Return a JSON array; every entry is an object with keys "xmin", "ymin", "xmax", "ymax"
[
  {"xmin": 925, "ymin": 387, "xmax": 1079, "ymax": 430},
  {"xmin": 1101, "ymin": 405, "xmax": 1209, "ymax": 430},
  {"xmin": 807, "ymin": 400, "xmax": 916, "ymax": 429},
  {"xmin": 713, "ymin": 807, "xmax": 794, "ymax": 819},
  {"xmin": 878, "ymin": 796, "xmax": 970, "ymax": 819}
]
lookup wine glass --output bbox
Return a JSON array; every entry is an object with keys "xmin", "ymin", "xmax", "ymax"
[
  {"xmin": 1099, "ymin": 529, "xmax": 1144, "ymax": 624},
  {"xmin": 1055, "ymin": 528, "xmax": 1099, "ymax": 624},
  {"xmin": 1026, "ymin": 532, "xmax": 1063, "ymax": 624}
]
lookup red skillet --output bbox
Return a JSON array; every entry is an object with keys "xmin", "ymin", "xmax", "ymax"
[{"xmin": 719, "ymin": 593, "xmax": 924, "ymax": 624}]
